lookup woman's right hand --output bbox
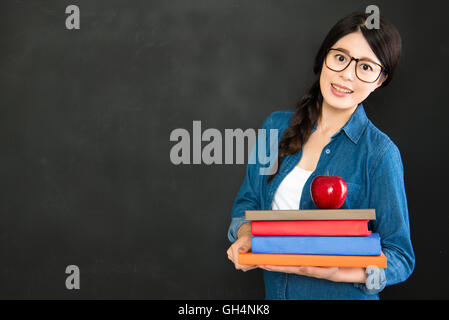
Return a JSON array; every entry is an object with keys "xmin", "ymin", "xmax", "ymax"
[{"xmin": 226, "ymin": 223, "xmax": 258, "ymax": 272}]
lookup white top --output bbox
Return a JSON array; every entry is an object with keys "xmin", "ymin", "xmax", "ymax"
[{"xmin": 271, "ymin": 166, "xmax": 313, "ymax": 210}]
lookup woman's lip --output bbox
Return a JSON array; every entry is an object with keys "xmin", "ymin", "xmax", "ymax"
[
  {"xmin": 330, "ymin": 83, "xmax": 353, "ymax": 97},
  {"xmin": 332, "ymin": 83, "xmax": 353, "ymax": 92}
]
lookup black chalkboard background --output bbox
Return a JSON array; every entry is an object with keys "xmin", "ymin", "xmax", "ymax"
[{"xmin": 0, "ymin": 0, "xmax": 448, "ymax": 299}]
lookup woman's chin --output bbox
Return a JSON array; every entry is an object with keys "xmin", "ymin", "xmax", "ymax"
[{"xmin": 323, "ymin": 96, "xmax": 358, "ymax": 111}]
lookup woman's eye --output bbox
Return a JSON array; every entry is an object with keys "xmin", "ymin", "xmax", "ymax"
[
  {"xmin": 335, "ymin": 54, "xmax": 346, "ymax": 62},
  {"xmin": 361, "ymin": 64, "xmax": 373, "ymax": 71}
]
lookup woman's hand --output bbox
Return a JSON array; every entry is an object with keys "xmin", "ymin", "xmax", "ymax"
[
  {"xmin": 259, "ymin": 265, "xmax": 339, "ymax": 281},
  {"xmin": 226, "ymin": 223, "xmax": 258, "ymax": 272},
  {"xmin": 258, "ymin": 265, "xmax": 366, "ymax": 283}
]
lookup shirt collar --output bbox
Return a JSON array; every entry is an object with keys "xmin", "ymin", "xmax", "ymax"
[{"xmin": 312, "ymin": 103, "xmax": 368, "ymax": 144}]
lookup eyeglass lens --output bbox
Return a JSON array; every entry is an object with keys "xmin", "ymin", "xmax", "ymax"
[{"xmin": 325, "ymin": 50, "xmax": 382, "ymax": 83}]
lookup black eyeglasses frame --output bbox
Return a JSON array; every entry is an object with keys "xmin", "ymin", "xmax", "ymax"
[{"xmin": 324, "ymin": 48, "xmax": 386, "ymax": 83}]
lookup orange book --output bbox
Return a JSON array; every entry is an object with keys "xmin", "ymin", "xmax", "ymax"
[{"xmin": 238, "ymin": 252, "xmax": 387, "ymax": 268}]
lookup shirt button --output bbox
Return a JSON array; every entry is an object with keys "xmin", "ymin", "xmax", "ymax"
[{"xmin": 325, "ymin": 148, "xmax": 331, "ymax": 154}]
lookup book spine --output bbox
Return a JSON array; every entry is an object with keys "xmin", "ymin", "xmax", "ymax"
[
  {"xmin": 238, "ymin": 252, "xmax": 387, "ymax": 268},
  {"xmin": 245, "ymin": 209, "xmax": 376, "ymax": 221},
  {"xmin": 251, "ymin": 220, "xmax": 370, "ymax": 236},
  {"xmin": 251, "ymin": 233, "xmax": 381, "ymax": 256}
]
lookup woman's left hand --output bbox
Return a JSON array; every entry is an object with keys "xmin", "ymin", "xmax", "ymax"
[{"xmin": 259, "ymin": 265, "xmax": 340, "ymax": 282}]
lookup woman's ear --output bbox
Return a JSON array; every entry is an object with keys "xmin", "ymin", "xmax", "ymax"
[
  {"xmin": 373, "ymin": 74, "xmax": 388, "ymax": 91},
  {"xmin": 379, "ymin": 74, "xmax": 388, "ymax": 86}
]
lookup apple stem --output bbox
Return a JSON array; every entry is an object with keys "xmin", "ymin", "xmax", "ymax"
[{"xmin": 327, "ymin": 170, "xmax": 329, "ymax": 176}]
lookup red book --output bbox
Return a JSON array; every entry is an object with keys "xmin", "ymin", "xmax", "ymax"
[{"xmin": 251, "ymin": 220, "xmax": 371, "ymax": 236}]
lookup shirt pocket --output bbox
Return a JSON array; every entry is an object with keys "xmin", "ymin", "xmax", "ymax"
[{"xmin": 341, "ymin": 182, "xmax": 363, "ymax": 209}]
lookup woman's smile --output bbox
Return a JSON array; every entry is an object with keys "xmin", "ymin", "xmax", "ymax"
[{"xmin": 330, "ymin": 83, "xmax": 354, "ymax": 97}]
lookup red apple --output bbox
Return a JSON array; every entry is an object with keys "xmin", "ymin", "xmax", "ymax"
[{"xmin": 310, "ymin": 174, "xmax": 347, "ymax": 209}]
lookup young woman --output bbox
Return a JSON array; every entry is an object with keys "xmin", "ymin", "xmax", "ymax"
[{"xmin": 226, "ymin": 12, "xmax": 415, "ymax": 300}]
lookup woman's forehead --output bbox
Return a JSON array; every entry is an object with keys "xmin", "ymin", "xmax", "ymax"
[{"xmin": 332, "ymin": 31, "xmax": 381, "ymax": 64}]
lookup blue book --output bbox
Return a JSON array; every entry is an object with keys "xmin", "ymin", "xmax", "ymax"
[{"xmin": 251, "ymin": 233, "xmax": 382, "ymax": 256}]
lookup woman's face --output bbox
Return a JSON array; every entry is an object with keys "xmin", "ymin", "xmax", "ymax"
[{"xmin": 319, "ymin": 30, "xmax": 386, "ymax": 111}]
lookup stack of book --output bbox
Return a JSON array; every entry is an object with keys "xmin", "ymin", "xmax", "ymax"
[{"xmin": 239, "ymin": 209, "xmax": 387, "ymax": 268}]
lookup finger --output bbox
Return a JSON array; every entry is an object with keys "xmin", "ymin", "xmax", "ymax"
[
  {"xmin": 232, "ymin": 246, "xmax": 245, "ymax": 263},
  {"xmin": 238, "ymin": 245, "xmax": 250, "ymax": 253},
  {"xmin": 232, "ymin": 256, "xmax": 256, "ymax": 271},
  {"xmin": 232, "ymin": 256, "xmax": 246, "ymax": 270},
  {"xmin": 259, "ymin": 265, "xmax": 297, "ymax": 273},
  {"xmin": 226, "ymin": 247, "xmax": 233, "ymax": 260},
  {"xmin": 228, "ymin": 248, "xmax": 237, "ymax": 265},
  {"xmin": 241, "ymin": 265, "xmax": 258, "ymax": 272},
  {"xmin": 297, "ymin": 266, "xmax": 320, "ymax": 276},
  {"xmin": 305, "ymin": 266, "xmax": 338, "ymax": 274},
  {"xmin": 301, "ymin": 266, "xmax": 338, "ymax": 279},
  {"xmin": 234, "ymin": 262, "xmax": 247, "ymax": 271},
  {"xmin": 230, "ymin": 246, "xmax": 244, "ymax": 269},
  {"xmin": 258, "ymin": 265, "xmax": 271, "ymax": 271}
]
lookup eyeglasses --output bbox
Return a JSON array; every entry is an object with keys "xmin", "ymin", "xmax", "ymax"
[{"xmin": 324, "ymin": 48, "xmax": 385, "ymax": 83}]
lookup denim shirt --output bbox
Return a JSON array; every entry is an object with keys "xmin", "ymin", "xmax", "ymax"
[{"xmin": 227, "ymin": 103, "xmax": 415, "ymax": 300}]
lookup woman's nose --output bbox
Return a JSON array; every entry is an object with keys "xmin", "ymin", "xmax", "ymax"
[{"xmin": 340, "ymin": 60, "xmax": 357, "ymax": 81}]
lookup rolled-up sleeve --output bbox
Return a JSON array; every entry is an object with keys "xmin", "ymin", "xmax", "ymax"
[
  {"xmin": 227, "ymin": 113, "xmax": 275, "ymax": 243},
  {"xmin": 360, "ymin": 141, "xmax": 415, "ymax": 294}
]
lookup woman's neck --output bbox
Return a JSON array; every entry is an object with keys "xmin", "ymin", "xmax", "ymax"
[{"xmin": 316, "ymin": 100, "xmax": 358, "ymax": 137}]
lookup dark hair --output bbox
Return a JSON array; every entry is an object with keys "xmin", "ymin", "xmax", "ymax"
[{"xmin": 266, "ymin": 11, "xmax": 402, "ymax": 183}]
